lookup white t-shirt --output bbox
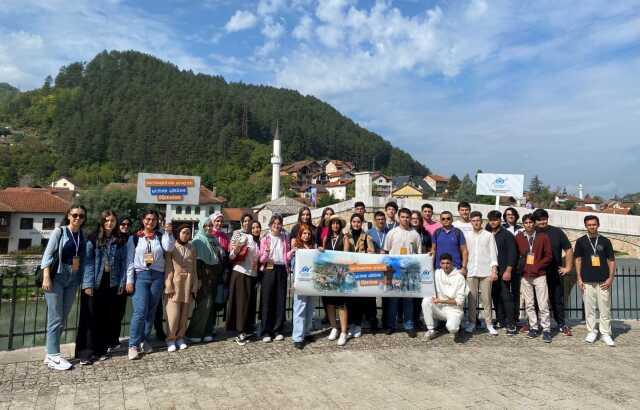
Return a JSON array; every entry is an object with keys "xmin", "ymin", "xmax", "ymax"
[
  {"xmin": 269, "ymin": 233, "xmax": 285, "ymax": 264},
  {"xmin": 453, "ymin": 220, "xmax": 473, "ymax": 241},
  {"xmin": 383, "ymin": 226, "xmax": 421, "ymax": 255}
]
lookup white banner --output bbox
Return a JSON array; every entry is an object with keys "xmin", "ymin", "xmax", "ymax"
[
  {"xmin": 136, "ymin": 173, "xmax": 201, "ymax": 205},
  {"xmin": 476, "ymin": 173, "xmax": 524, "ymax": 198},
  {"xmin": 293, "ymin": 249, "xmax": 434, "ymax": 298}
]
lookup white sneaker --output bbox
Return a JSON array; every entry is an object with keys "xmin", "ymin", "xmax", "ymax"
[
  {"xmin": 44, "ymin": 355, "xmax": 73, "ymax": 371},
  {"xmin": 327, "ymin": 328, "xmax": 339, "ymax": 341},
  {"xmin": 348, "ymin": 325, "xmax": 362, "ymax": 338},
  {"xmin": 177, "ymin": 339, "xmax": 188, "ymax": 350},
  {"xmin": 601, "ymin": 334, "xmax": 615, "ymax": 347},
  {"xmin": 128, "ymin": 347, "xmax": 140, "ymax": 361},
  {"xmin": 274, "ymin": 334, "xmax": 285, "ymax": 341},
  {"xmin": 140, "ymin": 341, "xmax": 153, "ymax": 354},
  {"xmin": 486, "ymin": 325, "xmax": 498, "ymax": 336},
  {"xmin": 203, "ymin": 335, "xmax": 214, "ymax": 343},
  {"xmin": 262, "ymin": 336, "xmax": 272, "ymax": 343},
  {"xmin": 337, "ymin": 332, "xmax": 348, "ymax": 346},
  {"xmin": 584, "ymin": 331, "xmax": 598, "ymax": 344},
  {"xmin": 424, "ymin": 329, "xmax": 437, "ymax": 340},
  {"xmin": 167, "ymin": 343, "xmax": 177, "ymax": 352},
  {"xmin": 464, "ymin": 322, "xmax": 476, "ymax": 333}
]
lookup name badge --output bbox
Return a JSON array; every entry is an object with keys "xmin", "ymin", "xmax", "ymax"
[
  {"xmin": 526, "ymin": 253, "xmax": 535, "ymax": 265},
  {"xmin": 591, "ymin": 255, "xmax": 601, "ymax": 267},
  {"xmin": 72, "ymin": 256, "xmax": 80, "ymax": 272},
  {"xmin": 144, "ymin": 252, "xmax": 154, "ymax": 266},
  {"xmin": 400, "ymin": 247, "xmax": 408, "ymax": 255},
  {"xmin": 266, "ymin": 261, "xmax": 274, "ymax": 271}
]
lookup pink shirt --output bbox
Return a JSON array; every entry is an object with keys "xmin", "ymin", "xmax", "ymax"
[{"xmin": 423, "ymin": 220, "xmax": 442, "ymax": 237}]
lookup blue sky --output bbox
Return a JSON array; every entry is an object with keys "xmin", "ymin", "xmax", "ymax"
[{"xmin": 1, "ymin": 0, "xmax": 640, "ymax": 197}]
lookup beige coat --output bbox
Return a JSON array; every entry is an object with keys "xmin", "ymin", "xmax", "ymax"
[{"xmin": 165, "ymin": 242, "xmax": 199, "ymax": 303}]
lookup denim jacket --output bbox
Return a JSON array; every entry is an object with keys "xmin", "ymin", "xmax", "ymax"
[
  {"xmin": 83, "ymin": 237, "xmax": 127, "ymax": 290},
  {"xmin": 40, "ymin": 226, "xmax": 86, "ymax": 280}
]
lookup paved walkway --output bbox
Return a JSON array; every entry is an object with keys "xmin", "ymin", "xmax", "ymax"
[{"xmin": 1, "ymin": 322, "xmax": 639, "ymax": 409}]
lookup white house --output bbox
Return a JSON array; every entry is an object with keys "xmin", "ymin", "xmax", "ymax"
[
  {"xmin": 165, "ymin": 186, "xmax": 225, "ymax": 231},
  {"xmin": 325, "ymin": 181, "xmax": 351, "ymax": 201},
  {"xmin": 0, "ymin": 188, "xmax": 71, "ymax": 253},
  {"xmin": 372, "ymin": 172, "xmax": 392, "ymax": 197},
  {"xmin": 51, "ymin": 177, "xmax": 77, "ymax": 191}
]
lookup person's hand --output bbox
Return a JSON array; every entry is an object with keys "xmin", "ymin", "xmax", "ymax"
[
  {"xmin": 84, "ymin": 288, "xmax": 93, "ymax": 296},
  {"xmin": 490, "ymin": 273, "xmax": 498, "ymax": 282},
  {"xmin": 502, "ymin": 271, "xmax": 511, "ymax": 282},
  {"xmin": 291, "ymin": 247, "xmax": 297, "ymax": 254},
  {"xmin": 601, "ymin": 277, "xmax": 613, "ymax": 290},
  {"xmin": 577, "ymin": 279, "xmax": 585, "ymax": 293},
  {"xmin": 164, "ymin": 223, "xmax": 173, "ymax": 234},
  {"xmin": 460, "ymin": 267, "xmax": 467, "ymax": 277},
  {"xmin": 42, "ymin": 275, "xmax": 52, "ymax": 292},
  {"xmin": 558, "ymin": 266, "xmax": 570, "ymax": 276},
  {"xmin": 431, "ymin": 295, "xmax": 438, "ymax": 304},
  {"xmin": 318, "ymin": 247, "xmax": 325, "ymax": 253},
  {"xmin": 126, "ymin": 283, "xmax": 134, "ymax": 294}
]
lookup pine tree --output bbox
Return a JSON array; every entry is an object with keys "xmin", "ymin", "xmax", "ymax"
[{"xmin": 455, "ymin": 174, "xmax": 477, "ymax": 203}]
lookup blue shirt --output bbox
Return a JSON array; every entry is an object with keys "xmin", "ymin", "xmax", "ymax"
[
  {"xmin": 434, "ymin": 227, "xmax": 466, "ymax": 268},
  {"xmin": 367, "ymin": 226, "xmax": 388, "ymax": 252}
]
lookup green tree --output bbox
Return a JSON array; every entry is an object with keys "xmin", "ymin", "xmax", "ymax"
[
  {"xmin": 630, "ymin": 204, "xmax": 640, "ymax": 216},
  {"xmin": 446, "ymin": 174, "xmax": 461, "ymax": 197},
  {"xmin": 455, "ymin": 174, "xmax": 477, "ymax": 203},
  {"xmin": 529, "ymin": 175, "xmax": 543, "ymax": 195}
]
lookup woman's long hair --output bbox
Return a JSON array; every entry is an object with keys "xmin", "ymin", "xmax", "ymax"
[
  {"xmin": 90, "ymin": 210, "xmax": 124, "ymax": 247},
  {"xmin": 294, "ymin": 224, "xmax": 314, "ymax": 249},
  {"xmin": 319, "ymin": 207, "xmax": 334, "ymax": 228}
]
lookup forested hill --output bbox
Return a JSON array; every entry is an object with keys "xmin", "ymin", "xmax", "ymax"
[{"xmin": 0, "ymin": 50, "xmax": 428, "ymax": 206}]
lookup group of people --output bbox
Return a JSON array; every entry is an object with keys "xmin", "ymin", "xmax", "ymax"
[{"xmin": 39, "ymin": 200, "xmax": 616, "ymax": 371}]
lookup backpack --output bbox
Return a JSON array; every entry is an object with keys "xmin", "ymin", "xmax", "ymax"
[{"xmin": 34, "ymin": 227, "xmax": 64, "ymax": 287}]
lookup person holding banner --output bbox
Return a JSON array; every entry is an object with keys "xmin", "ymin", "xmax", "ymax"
[
  {"xmin": 290, "ymin": 224, "xmax": 317, "ymax": 349},
  {"xmin": 259, "ymin": 215, "xmax": 291, "ymax": 343},
  {"xmin": 321, "ymin": 215, "xmax": 350, "ymax": 346},
  {"xmin": 383, "ymin": 208, "xmax": 421, "ymax": 338},
  {"xmin": 126, "ymin": 209, "xmax": 175, "ymax": 360},
  {"xmin": 345, "ymin": 213, "xmax": 376, "ymax": 338},
  {"xmin": 186, "ymin": 213, "xmax": 228, "ymax": 344}
]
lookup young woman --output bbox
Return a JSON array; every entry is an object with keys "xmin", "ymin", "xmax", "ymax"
[
  {"xmin": 40, "ymin": 205, "xmax": 88, "ymax": 370},
  {"xmin": 316, "ymin": 207, "xmax": 335, "ymax": 247},
  {"xmin": 259, "ymin": 215, "xmax": 291, "ymax": 342},
  {"xmin": 289, "ymin": 224, "xmax": 317, "ymax": 349},
  {"xmin": 410, "ymin": 210, "xmax": 432, "ymax": 328},
  {"xmin": 164, "ymin": 225, "xmax": 198, "ymax": 352},
  {"xmin": 187, "ymin": 213, "xmax": 229, "ymax": 343},
  {"xmin": 109, "ymin": 217, "xmax": 133, "ymax": 350},
  {"xmin": 76, "ymin": 210, "xmax": 127, "ymax": 365},
  {"xmin": 322, "ymin": 215, "xmax": 350, "ymax": 346},
  {"xmin": 290, "ymin": 207, "xmax": 316, "ymax": 240},
  {"xmin": 344, "ymin": 213, "xmax": 376, "ymax": 338},
  {"xmin": 227, "ymin": 213, "xmax": 260, "ymax": 346},
  {"xmin": 126, "ymin": 209, "xmax": 175, "ymax": 360}
]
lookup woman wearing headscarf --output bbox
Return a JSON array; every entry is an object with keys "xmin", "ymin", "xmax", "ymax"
[{"xmin": 186, "ymin": 212, "xmax": 229, "ymax": 343}]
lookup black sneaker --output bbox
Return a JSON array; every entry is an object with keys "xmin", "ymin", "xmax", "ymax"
[
  {"xmin": 527, "ymin": 328, "xmax": 539, "ymax": 338},
  {"xmin": 407, "ymin": 329, "xmax": 417, "ymax": 338},
  {"xmin": 304, "ymin": 334, "xmax": 316, "ymax": 343},
  {"xmin": 384, "ymin": 328, "xmax": 394, "ymax": 335},
  {"xmin": 293, "ymin": 341, "xmax": 305, "ymax": 350},
  {"xmin": 542, "ymin": 331, "xmax": 552, "ymax": 343},
  {"xmin": 506, "ymin": 327, "xmax": 518, "ymax": 336}
]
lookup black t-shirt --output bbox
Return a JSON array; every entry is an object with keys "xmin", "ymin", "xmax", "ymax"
[
  {"xmin": 537, "ymin": 225, "xmax": 571, "ymax": 268},
  {"xmin": 574, "ymin": 235, "xmax": 615, "ymax": 283}
]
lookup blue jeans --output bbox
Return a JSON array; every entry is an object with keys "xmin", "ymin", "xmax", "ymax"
[
  {"xmin": 292, "ymin": 294, "xmax": 314, "ymax": 342},
  {"xmin": 129, "ymin": 270, "xmax": 164, "ymax": 348},
  {"xmin": 383, "ymin": 297, "xmax": 414, "ymax": 330},
  {"xmin": 45, "ymin": 264, "xmax": 80, "ymax": 355}
]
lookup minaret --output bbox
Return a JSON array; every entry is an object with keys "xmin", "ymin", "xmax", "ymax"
[
  {"xmin": 270, "ymin": 123, "xmax": 282, "ymax": 200},
  {"xmin": 577, "ymin": 183, "xmax": 584, "ymax": 200}
]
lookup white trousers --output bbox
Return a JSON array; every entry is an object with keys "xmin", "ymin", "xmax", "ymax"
[
  {"xmin": 583, "ymin": 283, "xmax": 611, "ymax": 336},
  {"xmin": 422, "ymin": 298, "xmax": 464, "ymax": 333}
]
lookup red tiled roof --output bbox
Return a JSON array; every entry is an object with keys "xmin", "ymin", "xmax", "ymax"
[
  {"xmin": 427, "ymin": 174, "xmax": 449, "ymax": 182},
  {"xmin": 223, "ymin": 208, "xmax": 254, "ymax": 222},
  {"xmin": 0, "ymin": 187, "xmax": 70, "ymax": 213},
  {"xmin": 601, "ymin": 207, "xmax": 630, "ymax": 215},
  {"xmin": 326, "ymin": 180, "xmax": 353, "ymax": 187}
]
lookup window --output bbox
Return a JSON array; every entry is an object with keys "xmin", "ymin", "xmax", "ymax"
[
  {"xmin": 20, "ymin": 218, "xmax": 33, "ymax": 230},
  {"xmin": 42, "ymin": 218, "xmax": 56, "ymax": 230},
  {"xmin": 186, "ymin": 206, "xmax": 192, "ymax": 214},
  {"xmin": 18, "ymin": 238, "xmax": 32, "ymax": 250},
  {"xmin": 176, "ymin": 206, "xmax": 182, "ymax": 214},
  {"xmin": 0, "ymin": 215, "xmax": 8, "ymax": 226},
  {"xmin": 41, "ymin": 238, "xmax": 49, "ymax": 248},
  {"xmin": 209, "ymin": 207, "xmax": 215, "ymax": 214},
  {"xmin": 195, "ymin": 206, "xmax": 200, "ymax": 215}
]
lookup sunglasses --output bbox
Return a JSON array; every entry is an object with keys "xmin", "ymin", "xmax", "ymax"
[
  {"xmin": 441, "ymin": 217, "xmax": 452, "ymax": 221},
  {"xmin": 70, "ymin": 213, "xmax": 85, "ymax": 219}
]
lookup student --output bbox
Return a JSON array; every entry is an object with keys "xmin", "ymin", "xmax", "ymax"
[
  {"xmin": 384, "ymin": 201, "xmax": 399, "ymax": 231},
  {"xmin": 354, "ymin": 201, "xmax": 372, "ymax": 230},
  {"xmin": 575, "ymin": 215, "xmax": 616, "ymax": 346},
  {"xmin": 502, "ymin": 207, "xmax": 522, "ymax": 235},
  {"xmin": 109, "ymin": 216, "xmax": 132, "ymax": 351},
  {"xmin": 322, "ymin": 215, "xmax": 350, "ymax": 346},
  {"xmin": 40, "ymin": 205, "xmax": 88, "ymax": 370},
  {"xmin": 423, "ymin": 253, "xmax": 468, "ymax": 341},
  {"xmin": 515, "ymin": 214, "xmax": 553, "ymax": 343},
  {"xmin": 533, "ymin": 209, "xmax": 573, "ymax": 336},
  {"xmin": 76, "ymin": 210, "xmax": 127, "ymax": 365},
  {"xmin": 126, "ymin": 209, "xmax": 175, "ymax": 360},
  {"xmin": 227, "ymin": 213, "xmax": 260, "ymax": 346},
  {"xmin": 290, "ymin": 206, "xmax": 317, "ymax": 240},
  {"xmin": 368, "ymin": 211, "xmax": 388, "ymax": 253},
  {"xmin": 186, "ymin": 213, "xmax": 228, "ymax": 344},
  {"xmin": 487, "ymin": 210, "xmax": 518, "ymax": 335},
  {"xmin": 410, "ymin": 211, "xmax": 433, "ymax": 253},
  {"xmin": 383, "ymin": 208, "xmax": 421, "ymax": 338},
  {"xmin": 259, "ymin": 214, "xmax": 291, "ymax": 342},
  {"xmin": 345, "ymin": 213, "xmax": 376, "ymax": 337},
  {"xmin": 290, "ymin": 224, "xmax": 317, "ymax": 349},
  {"xmin": 433, "ymin": 211, "xmax": 468, "ymax": 275},
  {"xmin": 464, "ymin": 211, "xmax": 498, "ymax": 335},
  {"xmin": 421, "ymin": 203, "xmax": 442, "ymax": 238},
  {"xmin": 164, "ymin": 225, "xmax": 198, "ymax": 352},
  {"xmin": 316, "ymin": 207, "xmax": 335, "ymax": 247},
  {"xmin": 453, "ymin": 201, "xmax": 473, "ymax": 241}
]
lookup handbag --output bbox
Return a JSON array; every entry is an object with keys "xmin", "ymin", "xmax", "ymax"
[{"xmin": 34, "ymin": 227, "xmax": 64, "ymax": 287}]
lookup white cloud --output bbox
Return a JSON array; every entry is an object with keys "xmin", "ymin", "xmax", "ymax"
[
  {"xmin": 257, "ymin": 0, "xmax": 286, "ymax": 16},
  {"xmin": 225, "ymin": 10, "xmax": 258, "ymax": 32},
  {"xmin": 292, "ymin": 14, "xmax": 313, "ymax": 41},
  {"xmin": 261, "ymin": 17, "xmax": 285, "ymax": 40}
]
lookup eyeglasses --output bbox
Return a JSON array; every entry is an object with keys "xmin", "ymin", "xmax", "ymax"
[{"xmin": 70, "ymin": 213, "xmax": 85, "ymax": 219}]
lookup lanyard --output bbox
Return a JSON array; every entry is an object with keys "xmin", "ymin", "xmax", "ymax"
[
  {"xmin": 375, "ymin": 229, "xmax": 386, "ymax": 248},
  {"xmin": 588, "ymin": 235, "xmax": 599, "ymax": 255},
  {"xmin": 525, "ymin": 232, "xmax": 536, "ymax": 254},
  {"xmin": 330, "ymin": 236, "xmax": 339, "ymax": 250},
  {"xmin": 68, "ymin": 228, "xmax": 80, "ymax": 257},
  {"xmin": 145, "ymin": 237, "xmax": 153, "ymax": 253}
]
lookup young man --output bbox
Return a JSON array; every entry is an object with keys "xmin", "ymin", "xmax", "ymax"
[
  {"xmin": 421, "ymin": 203, "xmax": 442, "ymax": 237},
  {"xmin": 515, "ymin": 214, "xmax": 553, "ymax": 343},
  {"xmin": 368, "ymin": 211, "xmax": 388, "ymax": 254},
  {"xmin": 423, "ymin": 253, "xmax": 468, "ymax": 341},
  {"xmin": 433, "ymin": 211, "xmax": 468, "ymax": 275},
  {"xmin": 502, "ymin": 207, "xmax": 522, "ymax": 235},
  {"xmin": 487, "ymin": 210, "xmax": 518, "ymax": 335},
  {"xmin": 575, "ymin": 215, "xmax": 616, "ymax": 346},
  {"xmin": 453, "ymin": 201, "xmax": 473, "ymax": 241},
  {"xmin": 384, "ymin": 201, "xmax": 399, "ymax": 231},
  {"xmin": 533, "ymin": 209, "xmax": 573, "ymax": 336},
  {"xmin": 464, "ymin": 211, "xmax": 499, "ymax": 335},
  {"xmin": 354, "ymin": 201, "xmax": 372, "ymax": 230},
  {"xmin": 383, "ymin": 208, "xmax": 421, "ymax": 338}
]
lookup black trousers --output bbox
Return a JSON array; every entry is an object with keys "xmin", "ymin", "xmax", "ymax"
[
  {"xmin": 260, "ymin": 265, "xmax": 287, "ymax": 336},
  {"xmin": 347, "ymin": 297, "xmax": 378, "ymax": 328},
  {"xmin": 154, "ymin": 299, "xmax": 166, "ymax": 340},
  {"xmin": 75, "ymin": 273, "xmax": 118, "ymax": 360},
  {"xmin": 492, "ymin": 275, "xmax": 516, "ymax": 328},
  {"xmin": 511, "ymin": 271, "xmax": 522, "ymax": 324},
  {"xmin": 546, "ymin": 270, "xmax": 566, "ymax": 327},
  {"xmin": 110, "ymin": 293, "xmax": 128, "ymax": 346}
]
